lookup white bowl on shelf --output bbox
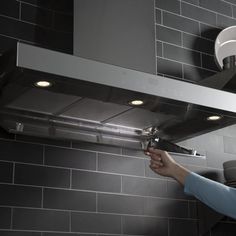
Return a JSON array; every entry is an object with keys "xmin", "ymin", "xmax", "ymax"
[{"xmin": 215, "ymin": 26, "xmax": 236, "ymax": 69}]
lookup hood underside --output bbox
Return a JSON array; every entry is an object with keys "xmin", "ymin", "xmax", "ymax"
[{"xmin": 1, "ymin": 42, "xmax": 236, "ymax": 151}]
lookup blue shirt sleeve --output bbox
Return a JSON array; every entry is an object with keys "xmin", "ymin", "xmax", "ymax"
[{"xmin": 184, "ymin": 172, "xmax": 236, "ymax": 219}]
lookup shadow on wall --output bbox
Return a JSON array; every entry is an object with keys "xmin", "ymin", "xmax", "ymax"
[
  {"xmin": 32, "ymin": 0, "xmax": 73, "ymax": 53},
  {"xmin": 184, "ymin": 27, "xmax": 222, "ymax": 84}
]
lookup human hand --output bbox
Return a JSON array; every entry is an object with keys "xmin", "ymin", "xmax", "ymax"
[
  {"xmin": 145, "ymin": 148, "xmax": 190, "ymax": 185},
  {"xmin": 145, "ymin": 148, "xmax": 178, "ymax": 178}
]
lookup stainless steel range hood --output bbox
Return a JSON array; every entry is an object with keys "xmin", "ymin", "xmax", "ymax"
[{"xmin": 1, "ymin": 42, "xmax": 236, "ymax": 153}]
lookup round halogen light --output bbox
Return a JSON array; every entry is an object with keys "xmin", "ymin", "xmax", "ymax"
[
  {"xmin": 129, "ymin": 100, "xmax": 144, "ymax": 106},
  {"xmin": 207, "ymin": 115, "xmax": 222, "ymax": 121},
  {"xmin": 34, "ymin": 81, "xmax": 52, "ymax": 88}
]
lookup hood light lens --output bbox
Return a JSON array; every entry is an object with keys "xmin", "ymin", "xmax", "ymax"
[
  {"xmin": 34, "ymin": 81, "xmax": 51, "ymax": 88},
  {"xmin": 129, "ymin": 100, "xmax": 144, "ymax": 106},
  {"xmin": 207, "ymin": 115, "xmax": 222, "ymax": 121}
]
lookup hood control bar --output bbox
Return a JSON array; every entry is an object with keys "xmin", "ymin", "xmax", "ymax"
[{"xmin": 140, "ymin": 126, "xmax": 200, "ymax": 156}]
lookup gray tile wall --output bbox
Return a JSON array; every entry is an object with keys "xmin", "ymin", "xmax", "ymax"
[
  {"xmin": 155, "ymin": 0, "xmax": 236, "ymax": 82},
  {"xmin": 0, "ymin": 129, "xmax": 202, "ymax": 236},
  {"xmin": 1, "ymin": 0, "xmax": 236, "ymax": 235},
  {"xmin": 2, "ymin": 124, "xmax": 236, "ymax": 235},
  {"xmin": 0, "ymin": 0, "xmax": 73, "ymax": 54}
]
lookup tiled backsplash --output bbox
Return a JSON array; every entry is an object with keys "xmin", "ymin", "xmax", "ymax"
[
  {"xmin": 0, "ymin": 0, "xmax": 73, "ymax": 54},
  {"xmin": 0, "ymin": 0, "xmax": 236, "ymax": 235},
  {"xmin": 155, "ymin": 0, "xmax": 236, "ymax": 82}
]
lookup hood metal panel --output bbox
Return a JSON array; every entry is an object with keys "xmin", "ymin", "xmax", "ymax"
[
  {"xmin": 7, "ymin": 88, "xmax": 80, "ymax": 115},
  {"xmin": 16, "ymin": 43, "xmax": 236, "ymax": 113},
  {"xmin": 1, "ymin": 42, "xmax": 236, "ymax": 151},
  {"xmin": 60, "ymin": 98, "xmax": 131, "ymax": 123}
]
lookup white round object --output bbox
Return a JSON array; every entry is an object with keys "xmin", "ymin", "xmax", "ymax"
[{"xmin": 215, "ymin": 26, "xmax": 236, "ymax": 69}]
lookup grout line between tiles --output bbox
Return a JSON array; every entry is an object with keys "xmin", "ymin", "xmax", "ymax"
[
  {"xmin": 19, "ymin": 1, "xmax": 22, "ymax": 20},
  {"xmin": 10, "ymin": 207, "xmax": 13, "ymax": 229},
  {"xmin": 0, "ymin": 204, "xmax": 199, "ymax": 221},
  {"xmin": 12, "ymin": 163, "xmax": 15, "ymax": 184},
  {"xmin": 41, "ymin": 187, "xmax": 44, "ymax": 208}
]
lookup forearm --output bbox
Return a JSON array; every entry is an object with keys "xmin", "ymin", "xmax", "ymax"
[
  {"xmin": 184, "ymin": 172, "xmax": 236, "ymax": 219},
  {"xmin": 172, "ymin": 163, "xmax": 190, "ymax": 186}
]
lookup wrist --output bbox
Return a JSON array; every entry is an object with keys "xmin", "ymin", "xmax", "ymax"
[{"xmin": 172, "ymin": 163, "xmax": 190, "ymax": 185}]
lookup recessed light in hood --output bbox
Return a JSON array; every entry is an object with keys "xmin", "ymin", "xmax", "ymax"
[
  {"xmin": 129, "ymin": 100, "xmax": 144, "ymax": 106},
  {"xmin": 34, "ymin": 81, "xmax": 52, "ymax": 88},
  {"xmin": 207, "ymin": 115, "xmax": 222, "ymax": 121}
]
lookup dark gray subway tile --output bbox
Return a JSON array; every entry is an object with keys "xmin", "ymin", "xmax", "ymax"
[
  {"xmin": 0, "ymin": 0, "xmax": 19, "ymax": 18},
  {"xmin": 16, "ymin": 135, "xmax": 71, "ymax": 148},
  {"xmin": 0, "ymin": 231, "xmax": 41, "ymax": 236},
  {"xmin": 0, "ymin": 16, "xmax": 35, "ymax": 42},
  {"xmin": 211, "ymin": 222, "xmax": 236, "ymax": 235},
  {"xmin": 43, "ymin": 188, "xmax": 96, "ymax": 211},
  {"xmin": 122, "ymin": 215, "xmax": 168, "ymax": 236},
  {"xmin": 50, "ymin": 0, "xmax": 73, "ymax": 13},
  {"xmin": 205, "ymin": 151, "xmax": 225, "ymax": 169},
  {"xmin": 20, "ymin": 0, "xmax": 73, "ymax": 13},
  {"xmin": 182, "ymin": 2, "xmax": 217, "ymax": 26},
  {"xmin": 157, "ymin": 57, "xmax": 183, "ymax": 78},
  {"xmin": 0, "ymin": 162, "xmax": 13, "ymax": 183},
  {"xmin": 183, "ymin": 33, "xmax": 214, "ymax": 55},
  {"xmin": 163, "ymin": 12, "xmax": 200, "ymax": 35},
  {"xmin": 189, "ymin": 201, "xmax": 198, "ymax": 219},
  {"xmin": 45, "ymin": 146, "xmax": 96, "ymax": 170},
  {"xmin": 199, "ymin": 0, "xmax": 232, "ymax": 17},
  {"xmin": 163, "ymin": 44, "xmax": 201, "ymax": 66},
  {"xmin": 122, "ymin": 176, "xmax": 167, "ymax": 197},
  {"xmin": 0, "ymin": 140, "xmax": 43, "ymax": 164},
  {"xmin": 19, "ymin": 0, "xmax": 53, "ymax": 9},
  {"xmin": 224, "ymin": 136, "xmax": 236, "ymax": 154},
  {"xmin": 0, "ymin": 184, "xmax": 42, "ymax": 207},
  {"xmin": 13, "ymin": 208, "xmax": 70, "ymax": 231},
  {"xmin": 183, "ymin": 64, "xmax": 215, "ymax": 82},
  {"xmin": 72, "ymin": 170, "xmax": 121, "ymax": 193},
  {"xmin": 233, "ymin": 5, "xmax": 236, "ymax": 18},
  {"xmin": 200, "ymin": 23, "xmax": 221, "ymax": 41},
  {"xmin": 98, "ymin": 193, "xmax": 145, "ymax": 215},
  {"xmin": 202, "ymin": 54, "xmax": 220, "ymax": 72},
  {"xmin": 144, "ymin": 198, "xmax": 189, "ymax": 218},
  {"xmin": 98, "ymin": 153, "xmax": 145, "ymax": 176},
  {"xmin": 71, "ymin": 212, "xmax": 121, "ymax": 234},
  {"xmin": 217, "ymin": 14, "xmax": 236, "ymax": 28},
  {"xmin": 122, "ymin": 148, "xmax": 146, "ymax": 158},
  {"xmin": 72, "ymin": 141, "xmax": 121, "ymax": 154},
  {"xmin": 156, "ymin": 9, "xmax": 162, "ymax": 24},
  {"xmin": 156, "ymin": 25, "xmax": 182, "ymax": 46},
  {"xmin": 182, "ymin": 0, "xmax": 199, "ymax": 5},
  {"xmin": 167, "ymin": 181, "xmax": 193, "ymax": 200},
  {"xmin": 169, "ymin": 219, "xmax": 198, "ymax": 236},
  {"xmin": 21, "ymin": 3, "xmax": 53, "ymax": 28},
  {"xmin": 155, "ymin": 0, "xmax": 180, "ymax": 14},
  {"xmin": 156, "ymin": 41, "xmax": 163, "ymax": 57},
  {"xmin": 15, "ymin": 164, "xmax": 70, "ymax": 188},
  {"xmin": 0, "ymin": 207, "xmax": 11, "ymax": 229},
  {"xmin": 34, "ymin": 27, "xmax": 73, "ymax": 53},
  {"xmin": 53, "ymin": 12, "xmax": 73, "ymax": 33}
]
